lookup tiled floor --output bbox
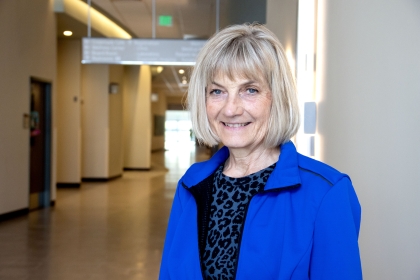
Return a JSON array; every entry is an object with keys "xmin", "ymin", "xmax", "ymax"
[{"xmin": 0, "ymin": 143, "xmax": 209, "ymax": 280}]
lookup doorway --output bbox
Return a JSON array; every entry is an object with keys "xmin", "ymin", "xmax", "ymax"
[
  {"xmin": 29, "ymin": 78, "xmax": 52, "ymax": 210},
  {"xmin": 164, "ymin": 110, "xmax": 194, "ymax": 151}
]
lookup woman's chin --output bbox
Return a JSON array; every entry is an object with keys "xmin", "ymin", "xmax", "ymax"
[{"xmin": 222, "ymin": 141, "xmax": 263, "ymax": 151}]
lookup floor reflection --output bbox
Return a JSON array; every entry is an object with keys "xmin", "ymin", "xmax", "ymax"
[{"xmin": 0, "ymin": 144, "xmax": 209, "ymax": 280}]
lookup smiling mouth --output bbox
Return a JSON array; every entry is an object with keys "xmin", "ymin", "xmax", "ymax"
[{"xmin": 222, "ymin": 122, "xmax": 251, "ymax": 128}]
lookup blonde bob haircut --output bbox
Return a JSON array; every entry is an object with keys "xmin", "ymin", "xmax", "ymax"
[{"xmin": 187, "ymin": 23, "xmax": 300, "ymax": 148}]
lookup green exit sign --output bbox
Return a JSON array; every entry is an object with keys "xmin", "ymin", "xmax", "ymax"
[{"xmin": 159, "ymin": 15, "xmax": 172, "ymax": 27}]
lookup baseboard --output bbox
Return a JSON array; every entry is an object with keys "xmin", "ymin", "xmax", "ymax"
[
  {"xmin": 57, "ymin": 183, "xmax": 81, "ymax": 188},
  {"xmin": 82, "ymin": 174, "xmax": 122, "ymax": 182},
  {"xmin": 124, "ymin": 167, "xmax": 151, "ymax": 171},
  {"xmin": 82, "ymin": 177, "xmax": 108, "ymax": 182},
  {"xmin": 109, "ymin": 174, "xmax": 122, "ymax": 181},
  {"xmin": 0, "ymin": 208, "xmax": 29, "ymax": 222},
  {"xmin": 152, "ymin": 148, "xmax": 166, "ymax": 152}
]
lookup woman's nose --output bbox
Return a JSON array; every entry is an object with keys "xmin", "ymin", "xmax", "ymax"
[{"xmin": 222, "ymin": 94, "xmax": 244, "ymax": 117}]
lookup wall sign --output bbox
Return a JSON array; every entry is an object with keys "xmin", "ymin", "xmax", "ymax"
[{"xmin": 82, "ymin": 38, "xmax": 207, "ymax": 65}]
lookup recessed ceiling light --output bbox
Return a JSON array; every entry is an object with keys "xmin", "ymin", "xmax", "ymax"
[
  {"xmin": 181, "ymin": 80, "xmax": 187, "ymax": 85},
  {"xmin": 63, "ymin": 31, "xmax": 73, "ymax": 36},
  {"xmin": 157, "ymin": 66, "xmax": 164, "ymax": 73},
  {"xmin": 178, "ymin": 69, "xmax": 185, "ymax": 74}
]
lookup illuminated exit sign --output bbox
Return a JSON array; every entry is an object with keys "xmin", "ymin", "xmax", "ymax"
[{"xmin": 159, "ymin": 15, "xmax": 172, "ymax": 26}]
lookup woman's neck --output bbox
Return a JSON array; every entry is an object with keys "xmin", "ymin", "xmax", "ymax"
[{"xmin": 223, "ymin": 146, "xmax": 280, "ymax": 178}]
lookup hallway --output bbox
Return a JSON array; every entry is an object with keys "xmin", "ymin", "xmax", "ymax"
[{"xmin": 0, "ymin": 144, "xmax": 209, "ymax": 280}]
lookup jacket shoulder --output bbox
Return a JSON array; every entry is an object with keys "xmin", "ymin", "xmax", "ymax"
[
  {"xmin": 181, "ymin": 146, "xmax": 229, "ymax": 187},
  {"xmin": 297, "ymin": 153, "xmax": 349, "ymax": 186},
  {"xmin": 181, "ymin": 159, "xmax": 218, "ymax": 187},
  {"xmin": 183, "ymin": 159, "xmax": 212, "ymax": 179}
]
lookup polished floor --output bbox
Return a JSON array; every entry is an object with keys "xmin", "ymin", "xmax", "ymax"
[{"xmin": 0, "ymin": 143, "xmax": 209, "ymax": 280}]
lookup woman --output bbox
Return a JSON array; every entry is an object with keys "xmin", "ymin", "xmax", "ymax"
[{"xmin": 160, "ymin": 23, "xmax": 362, "ymax": 279}]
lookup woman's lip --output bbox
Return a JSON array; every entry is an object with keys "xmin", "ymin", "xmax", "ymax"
[{"xmin": 222, "ymin": 122, "xmax": 251, "ymax": 128}]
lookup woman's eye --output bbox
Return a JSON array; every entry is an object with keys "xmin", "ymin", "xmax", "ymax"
[
  {"xmin": 246, "ymin": 88, "xmax": 258, "ymax": 94},
  {"xmin": 210, "ymin": 89, "xmax": 222, "ymax": 95}
]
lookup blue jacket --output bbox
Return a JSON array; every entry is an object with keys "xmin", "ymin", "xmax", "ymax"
[{"xmin": 160, "ymin": 142, "xmax": 362, "ymax": 279}]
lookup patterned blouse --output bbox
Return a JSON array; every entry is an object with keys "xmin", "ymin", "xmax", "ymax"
[{"xmin": 202, "ymin": 163, "xmax": 276, "ymax": 279}]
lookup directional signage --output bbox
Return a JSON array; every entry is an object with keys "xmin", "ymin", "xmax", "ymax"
[{"xmin": 82, "ymin": 37, "xmax": 207, "ymax": 65}]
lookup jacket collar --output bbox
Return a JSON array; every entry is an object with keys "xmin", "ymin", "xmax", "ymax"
[
  {"xmin": 182, "ymin": 141, "xmax": 301, "ymax": 191},
  {"xmin": 264, "ymin": 141, "xmax": 301, "ymax": 191}
]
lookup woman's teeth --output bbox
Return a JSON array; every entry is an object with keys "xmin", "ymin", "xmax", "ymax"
[{"xmin": 223, "ymin": 122, "xmax": 249, "ymax": 127}]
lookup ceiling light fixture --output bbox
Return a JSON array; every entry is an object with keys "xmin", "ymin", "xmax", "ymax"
[
  {"xmin": 181, "ymin": 76, "xmax": 188, "ymax": 85},
  {"xmin": 63, "ymin": 31, "xmax": 73, "ymax": 36},
  {"xmin": 178, "ymin": 69, "xmax": 185, "ymax": 74},
  {"xmin": 157, "ymin": 66, "xmax": 164, "ymax": 73}
]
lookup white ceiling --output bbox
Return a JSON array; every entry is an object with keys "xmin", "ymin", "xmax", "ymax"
[{"xmin": 151, "ymin": 65, "xmax": 191, "ymax": 98}]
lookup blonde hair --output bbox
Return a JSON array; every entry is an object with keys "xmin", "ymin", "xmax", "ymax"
[{"xmin": 187, "ymin": 23, "xmax": 300, "ymax": 147}]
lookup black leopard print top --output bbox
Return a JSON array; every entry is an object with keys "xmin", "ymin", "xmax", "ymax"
[{"xmin": 202, "ymin": 163, "xmax": 276, "ymax": 280}]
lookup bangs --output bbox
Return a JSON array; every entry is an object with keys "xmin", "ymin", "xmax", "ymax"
[{"xmin": 205, "ymin": 38, "xmax": 273, "ymax": 86}]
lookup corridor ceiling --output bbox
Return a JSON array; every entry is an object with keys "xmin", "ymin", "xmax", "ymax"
[
  {"xmin": 92, "ymin": 0, "xmax": 230, "ymax": 40},
  {"xmin": 56, "ymin": 0, "xmax": 258, "ymax": 98}
]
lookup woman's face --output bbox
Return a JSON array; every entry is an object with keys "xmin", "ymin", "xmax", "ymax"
[{"xmin": 206, "ymin": 73, "xmax": 272, "ymax": 152}]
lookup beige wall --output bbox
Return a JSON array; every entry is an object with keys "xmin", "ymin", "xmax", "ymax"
[
  {"xmin": 58, "ymin": 48, "xmax": 124, "ymax": 180},
  {"xmin": 266, "ymin": 0, "xmax": 298, "ymax": 72},
  {"xmin": 316, "ymin": 1, "xmax": 420, "ymax": 278},
  {"xmin": 81, "ymin": 64, "xmax": 109, "ymax": 178},
  {"xmin": 109, "ymin": 65, "xmax": 124, "ymax": 177},
  {"xmin": 123, "ymin": 65, "xmax": 152, "ymax": 169},
  {"xmin": 0, "ymin": 0, "xmax": 57, "ymax": 214},
  {"xmin": 151, "ymin": 91, "xmax": 167, "ymax": 151},
  {"xmin": 57, "ymin": 39, "xmax": 82, "ymax": 183}
]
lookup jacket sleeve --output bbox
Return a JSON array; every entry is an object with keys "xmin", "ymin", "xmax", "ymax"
[
  {"xmin": 309, "ymin": 176, "xmax": 363, "ymax": 279},
  {"xmin": 159, "ymin": 182, "xmax": 184, "ymax": 279}
]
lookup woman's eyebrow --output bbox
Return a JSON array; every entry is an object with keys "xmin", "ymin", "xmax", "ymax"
[
  {"xmin": 242, "ymin": 80, "xmax": 258, "ymax": 87},
  {"xmin": 210, "ymin": 81, "xmax": 224, "ymax": 87}
]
